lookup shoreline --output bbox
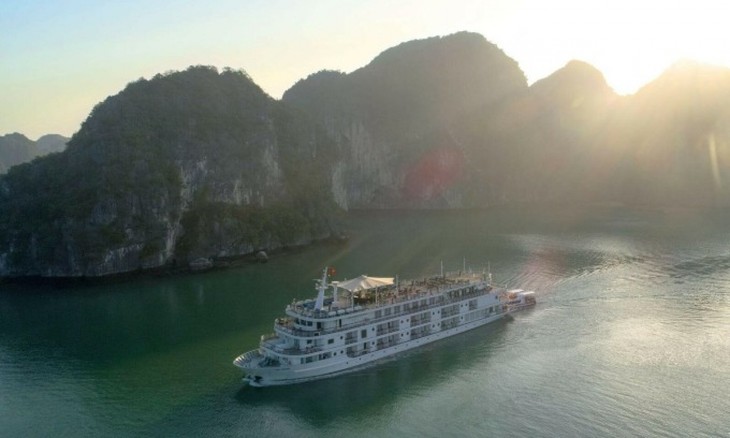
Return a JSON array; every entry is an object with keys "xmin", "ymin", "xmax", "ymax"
[{"xmin": 0, "ymin": 234, "xmax": 348, "ymax": 288}]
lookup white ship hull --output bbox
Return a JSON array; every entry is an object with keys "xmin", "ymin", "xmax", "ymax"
[
  {"xmin": 234, "ymin": 268, "xmax": 534, "ymax": 387},
  {"xmin": 239, "ymin": 312, "xmax": 507, "ymax": 387}
]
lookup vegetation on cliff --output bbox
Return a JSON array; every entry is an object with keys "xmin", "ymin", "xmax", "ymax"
[{"xmin": 0, "ymin": 66, "xmax": 340, "ymax": 277}]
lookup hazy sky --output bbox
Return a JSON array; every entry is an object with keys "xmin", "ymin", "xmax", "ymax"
[{"xmin": 3, "ymin": 0, "xmax": 730, "ymax": 139}]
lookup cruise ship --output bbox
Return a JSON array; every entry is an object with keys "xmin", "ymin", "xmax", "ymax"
[{"xmin": 233, "ymin": 266, "xmax": 535, "ymax": 387}]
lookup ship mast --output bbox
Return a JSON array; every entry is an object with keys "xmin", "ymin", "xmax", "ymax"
[{"xmin": 314, "ymin": 267, "xmax": 328, "ymax": 311}]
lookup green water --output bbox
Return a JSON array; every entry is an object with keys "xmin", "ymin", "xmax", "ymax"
[{"xmin": 1, "ymin": 208, "xmax": 728, "ymax": 437}]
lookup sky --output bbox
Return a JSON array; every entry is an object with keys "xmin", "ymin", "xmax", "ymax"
[{"xmin": 3, "ymin": 0, "xmax": 730, "ymax": 139}]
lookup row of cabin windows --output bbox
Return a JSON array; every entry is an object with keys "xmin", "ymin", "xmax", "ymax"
[
  {"xmin": 294, "ymin": 318, "xmax": 324, "ymax": 330},
  {"xmin": 300, "ymin": 350, "xmax": 343, "ymax": 364},
  {"xmin": 301, "ymin": 299, "xmax": 488, "ymax": 349},
  {"xmin": 297, "ymin": 305, "xmax": 494, "ymax": 365},
  {"xmin": 305, "ymin": 336, "xmax": 340, "ymax": 346},
  {"xmin": 370, "ymin": 295, "xmax": 442, "ymax": 320}
]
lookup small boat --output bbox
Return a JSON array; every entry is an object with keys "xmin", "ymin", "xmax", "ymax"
[
  {"xmin": 233, "ymin": 266, "xmax": 535, "ymax": 387},
  {"xmin": 506, "ymin": 289, "xmax": 537, "ymax": 312}
]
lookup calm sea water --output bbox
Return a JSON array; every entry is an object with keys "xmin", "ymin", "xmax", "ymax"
[{"xmin": 1, "ymin": 207, "xmax": 728, "ymax": 437}]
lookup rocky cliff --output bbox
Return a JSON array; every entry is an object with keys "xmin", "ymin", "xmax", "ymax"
[
  {"xmin": 0, "ymin": 66, "xmax": 340, "ymax": 277},
  {"xmin": 283, "ymin": 32, "xmax": 528, "ymax": 208},
  {"xmin": 287, "ymin": 37, "xmax": 730, "ymax": 208}
]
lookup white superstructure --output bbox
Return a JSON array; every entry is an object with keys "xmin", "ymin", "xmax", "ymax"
[{"xmin": 234, "ymin": 266, "xmax": 535, "ymax": 387}]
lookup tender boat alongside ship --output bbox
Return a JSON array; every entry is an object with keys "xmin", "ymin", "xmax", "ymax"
[{"xmin": 233, "ymin": 266, "xmax": 536, "ymax": 387}]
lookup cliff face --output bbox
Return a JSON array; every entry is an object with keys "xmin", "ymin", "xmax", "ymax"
[
  {"xmin": 283, "ymin": 32, "xmax": 528, "ymax": 209},
  {"xmin": 287, "ymin": 41, "xmax": 730, "ymax": 209},
  {"xmin": 0, "ymin": 67, "xmax": 339, "ymax": 277},
  {"xmin": 457, "ymin": 60, "xmax": 621, "ymax": 205}
]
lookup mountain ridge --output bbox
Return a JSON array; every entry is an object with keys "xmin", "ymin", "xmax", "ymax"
[{"xmin": 2, "ymin": 32, "xmax": 730, "ymax": 278}]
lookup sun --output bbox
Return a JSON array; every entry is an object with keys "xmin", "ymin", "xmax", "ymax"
[{"xmin": 491, "ymin": 0, "xmax": 730, "ymax": 95}]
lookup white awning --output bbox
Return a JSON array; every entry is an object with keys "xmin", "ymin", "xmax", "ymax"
[{"xmin": 332, "ymin": 275, "xmax": 394, "ymax": 292}]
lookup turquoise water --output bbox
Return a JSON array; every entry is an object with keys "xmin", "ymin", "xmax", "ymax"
[{"xmin": 1, "ymin": 208, "xmax": 728, "ymax": 437}]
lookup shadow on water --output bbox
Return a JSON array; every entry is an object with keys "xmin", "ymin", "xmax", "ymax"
[
  {"xmin": 232, "ymin": 319, "xmax": 512, "ymax": 427},
  {"xmin": 667, "ymin": 254, "xmax": 730, "ymax": 279}
]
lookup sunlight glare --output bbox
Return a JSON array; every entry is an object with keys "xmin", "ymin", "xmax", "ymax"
[{"xmin": 494, "ymin": 0, "xmax": 730, "ymax": 94}]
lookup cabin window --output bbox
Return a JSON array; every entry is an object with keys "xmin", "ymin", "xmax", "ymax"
[
  {"xmin": 361, "ymin": 329, "xmax": 367, "ymax": 338},
  {"xmin": 375, "ymin": 310, "xmax": 382, "ymax": 318},
  {"xmin": 306, "ymin": 340, "xmax": 312, "ymax": 344},
  {"xmin": 328, "ymin": 339, "xmax": 334, "ymax": 344}
]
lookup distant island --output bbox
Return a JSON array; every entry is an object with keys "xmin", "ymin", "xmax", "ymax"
[
  {"xmin": 0, "ymin": 133, "xmax": 67, "ymax": 174},
  {"xmin": 2, "ymin": 31, "xmax": 730, "ymax": 279}
]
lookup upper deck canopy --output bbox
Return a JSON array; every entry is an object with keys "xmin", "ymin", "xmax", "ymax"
[{"xmin": 333, "ymin": 275, "xmax": 394, "ymax": 292}]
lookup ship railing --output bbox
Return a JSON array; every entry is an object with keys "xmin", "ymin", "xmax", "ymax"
[
  {"xmin": 260, "ymin": 332, "xmax": 277, "ymax": 342},
  {"xmin": 440, "ymin": 307, "xmax": 459, "ymax": 318},
  {"xmin": 286, "ymin": 279, "xmax": 490, "ymax": 319},
  {"xmin": 409, "ymin": 317, "xmax": 432, "ymax": 328},
  {"xmin": 234, "ymin": 349, "xmax": 263, "ymax": 367},
  {"xmin": 346, "ymin": 349, "xmax": 370, "ymax": 358},
  {"xmin": 262, "ymin": 341, "xmax": 323, "ymax": 356},
  {"xmin": 410, "ymin": 328, "xmax": 431, "ymax": 340},
  {"xmin": 376, "ymin": 339, "xmax": 397, "ymax": 350},
  {"xmin": 376, "ymin": 325, "xmax": 400, "ymax": 336}
]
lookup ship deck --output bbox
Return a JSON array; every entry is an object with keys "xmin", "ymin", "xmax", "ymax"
[{"xmin": 285, "ymin": 271, "xmax": 490, "ymax": 320}]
